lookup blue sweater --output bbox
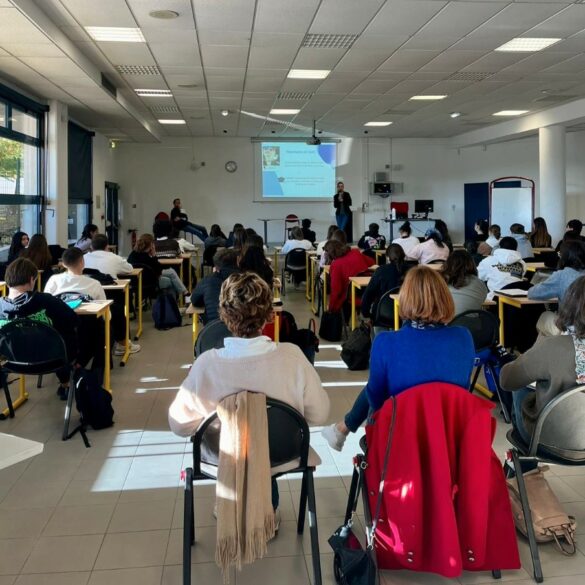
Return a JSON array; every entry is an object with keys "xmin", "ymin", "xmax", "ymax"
[
  {"xmin": 366, "ymin": 323, "xmax": 476, "ymax": 411},
  {"xmin": 527, "ymin": 267, "xmax": 585, "ymax": 303}
]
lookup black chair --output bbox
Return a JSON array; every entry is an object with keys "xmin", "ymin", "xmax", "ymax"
[
  {"xmin": 129, "ymin": 262, "xmax": 160, "ymax": 310},
  {"xmin": 506, "ymin": 385, "xmax": 585, "ymax": 583},
  {"xmin": 449, "ymin": 310, "xmax": 511, "ymax": 422},
  {"xmin": 201, "ymin": 245, "xmax": 218, "ymax": 278},
  {"xmin": 0, "ymin": 319, "xmax": 72, "ymax": 436},
  {"xmin": 194, "ymin": 319, "xmax": 232, "ymax": 357},
  {"xmin": 183, "ymin": 397, "xmax": 322, "ymax": 585},
  {"xmin": 281, "ymin": 248, "xmax": 307, "ymax": 296},
  {"xmin": 372, "ymin": 286, "xmax": 401, "ymax": 336},
  {"xmin": 428, "ymin": 259, "xmax": 446, "ymax": 265}
]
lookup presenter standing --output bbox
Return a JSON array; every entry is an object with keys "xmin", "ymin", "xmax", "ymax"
[{"xmin": 333, "ymin": 181, "xmax": 353, "ymax": 242}]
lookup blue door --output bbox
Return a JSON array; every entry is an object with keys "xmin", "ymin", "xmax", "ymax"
[{"xmin": 464, "ymin": 183, "xmax": 489, "ymax": 241}]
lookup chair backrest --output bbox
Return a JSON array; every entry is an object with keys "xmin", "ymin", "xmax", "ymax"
[
  {"xmin": 0, "ymin": 319, "xmax": 68, "ymax": 375},
  {"xmin": 194, "ymin": 319, "xmax": 233, "ymax": 357},
  {"xmin": 285, "ymin": 248, "xmax": 307, "ymax": 270},
  {"xmin": 192, "ymin": 397, "xmax": 311, "ymax": 473},
  {"xmin": 285, "ymin": 214, "xmax": 299, "ymax": 223},
  {"xmin": 203, "ymin": 245, "xmax": 218, "ymax": 266},
  {"xmin": 428, "ymin": 259, "xmax": 446, "ymax": 265},
  {"xmin": 155, "ymin": 211, "xmax": 170, "ymax": 222},
  {"xmin": 529, "ymin": 385, "xmax": 585, "ymax": 461},
  {"xmin": 449, "ymin": 310, "xmax": 498, "ymax": 352},
  {"xmin": 372, "ymin": 287, "xmax": 400, "ymax": 329},
  {"xmin": 130, "ymin": 262, "xmax": 159, "ymax": 290}
]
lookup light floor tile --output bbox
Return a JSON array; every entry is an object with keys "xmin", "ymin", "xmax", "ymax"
[
  {"xmin": 87, "ymin": 566, "xmax": 163, "ymax": 585},
  {"xmin": 94, "ymin": 530, "xmax": 169, "ymax": 570},
  {"xmin": 0, "ymin": 539, "xmax": 36, "ymax": 576},
  {"xmin": 14, "ymin": 572, "xmax": 90, "ymax": 585},
  {"xmin": 42, "ymin": 505, "xmax": 115, "ymax": 537},
  {"xmin": 0, "ymin": 508, "xmax": 53, "ymax": 539},
  {"xmin": 107, "ymin": 499, "xmax": 174, "ymax": 533}
]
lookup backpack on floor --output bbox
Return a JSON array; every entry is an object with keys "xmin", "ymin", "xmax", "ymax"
[
  {"xmin": 340, "ymin": 323, "xmax": 372, "ymax": 371},
  {"xmin": 289, "ymin": 318, "xmax": 320, "ymax": 365},
  {"xmin": 152, "ymin": 292, "xmax": 182, "ymax": 330}
]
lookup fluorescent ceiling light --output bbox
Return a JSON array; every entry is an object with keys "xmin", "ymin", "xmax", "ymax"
[
  {"xmin": 364, "ymin": 121, "xmax": 393, "ymax": 127},
  {"xmin": 158, "ymin": 119, "xmax": 186, "ymax": 125},
  {"xmin": 287, "ymin": 69, "xmax": 330, "ymax": 79},
  {"xmin": 85, "ymin": 27, "xmax": 145, "ymax": 42},
  {"xmin": 450, "ymin": 112, "xmax": 462, "ymax": 118},
  {"xmin": 495, "ymin": 38, "xmax": 561, "ymax": 52},
  {"xmin": 410, "ymin": 95, "xmax": 447, "ymax": 101},
  {"xmin": 493, "ymin": 110, "xmax": 529, "ymax": 116},
  {"xmin": 270, "ymin": 108, "xmax": 300, "ymax": 115},
  {"xmin": 135, "ymin": 89, "xmax": 172, "ymax": 97}
]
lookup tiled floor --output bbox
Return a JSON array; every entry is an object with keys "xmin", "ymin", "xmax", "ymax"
[{"xmin": 1, "ymin": 288, "xmax": 585, "ymax": 585}]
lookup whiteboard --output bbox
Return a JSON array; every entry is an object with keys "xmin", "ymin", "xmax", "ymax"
[{"xmin": 490, "ymin": 187, "xmax": 533, "ymax": 236}]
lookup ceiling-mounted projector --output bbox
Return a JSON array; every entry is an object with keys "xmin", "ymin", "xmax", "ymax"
[{"xmin": 306, "ymin": 120, "xmax": 321, "ymax": 145}]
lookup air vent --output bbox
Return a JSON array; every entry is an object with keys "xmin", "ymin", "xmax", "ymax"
[
  {"xmin": 534, "ymin": 95, "xmax": 576, "ymax": 104},
  {"xmin": 115, "ymin": 64, "xmax": 160, "ymax": 75},
  {"xmin": 448, "ymin": 71, "xmax": 494, "ymax": 81},
  {"xmin": 277, "ymin": 91, "xmax": 314, "ymax": 101},
  {"xmin": 302, "ymin": 33, "xmax": 358, "ymax": 49},
  {"xmin": 265, "ymin": 120, "xmax": 288, "ymax": 127},
  {"xmin": 150, "ymin": 105, "xmax": 179, "ymax": 114}
]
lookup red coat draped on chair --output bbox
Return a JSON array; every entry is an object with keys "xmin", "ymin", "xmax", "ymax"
[{"xmin": 365, "ymin": 382, "xmax": 520, "ymax": 577}]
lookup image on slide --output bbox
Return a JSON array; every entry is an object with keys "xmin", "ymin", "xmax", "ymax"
[{"xmin": 261, "ymin": 142, "xmax": 336, "ymax": 198}]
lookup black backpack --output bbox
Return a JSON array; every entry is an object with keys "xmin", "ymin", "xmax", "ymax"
[
  {"xmin": 278, "ymin": 311, "xmax": 319, "ymax": 364},
  {"xmin": 83, "ymin": 268, "xmax": 116, "ymax": 285},
  {"xmin": 340, "ymin": 323, "xmax": 372, "ymax": 370},
  {"xmin": 152, "ymin": 292, "xmax": 182, "ymax": 330}
]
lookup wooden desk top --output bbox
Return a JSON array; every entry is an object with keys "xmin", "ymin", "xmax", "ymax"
[
  {"xmin": 349, "ymin": 276, "xmax": 372, "ymax": 287},
  {"xmin": 525, "ymin": 262, "xmax": 546, "ymax": 272},
  {"xmin": 186, "ymin": 304, "xmax": 205, "ymax": 315},
  {"xmin": 390, "ymin": 293, "xmax": 496, "ymax": 308},
  {"xmin": 495, "ymin": 291, "xmax": 558, "ymax": 305},
  {"xmin": 532, "ymin": 247, "xmax": 555, "ymax": 254},
  {"xmin": 128, "ymin": 267, "xmax": 143, "ymax": 276},
  {"xmin": 158, "ymin": 257, "xmax": 183, "ymax": 265},
  {"xmin": 103, "ymin": 279, "xmax": 130, "ymax": 291},
  {"xmin": 368, "ymin": 264, "xmax": 379, "ymax": 271},
  {"xmin": 75, "ymin": 299, "xmax": 113, "ymax": 316}
]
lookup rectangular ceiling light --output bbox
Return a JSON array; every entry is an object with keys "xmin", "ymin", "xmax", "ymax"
[
  {"xmin": 158, "ymin": 119, "xmax": 186, "ymax": 124},
  {"xmin": 136, "ymin": 89, "xmax": 172, "ymax": 97},
  {"xmin": 85, "ymin": 27, "xmax": 145, "ymax": 42},
  {"xmin": 364, "ymin": 121, "xmax": 393, "ymax": 127},
  {"xmin": 270, "ymin": 108, "xmax": 300, "ymax": 115},
  {"xmin": 493, "ymin": 110, "xmax": 529, "ymax": 116},
  {"xmin": 287, "ymin": 69, "xmax": 330, "ymax": 79},
  {"xmin": 495, "ymin": 38, "xmax": 561, "ymax": 52},
  {"xmin": 409, "ymin": 95, "xmax": 447, "ymax": 101}
]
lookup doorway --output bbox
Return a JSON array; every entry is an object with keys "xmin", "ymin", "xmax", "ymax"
[
  {"xmin": 464, "ymin": 183, "xmax": 489, "ymax": 242},
  {"xmin": 105, "ymin": 182, "xmax": 119, "ymax": 248}
]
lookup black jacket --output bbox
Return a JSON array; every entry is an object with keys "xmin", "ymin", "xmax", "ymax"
[
  {"xmin": 358, "ymin": 231, "xmax": 386, "ymax": 251},
  {"xmin": 302, "ymin": 227, "xmax": 316, "ymax": 244},
  {"xmin": 360, "ymin": 263, "xmax": 404, "ymax": 318},
  {"xmin": 0, "ymin": 291, "xmax": 78, "ymax": 360},
  {"xmin": 191, "ymin": 267, "xmax": 239, "ymax": 324},
  {"xmin": 333, "ymin": 191, "xmax": 352, "ymax": 216},
  {"xmin": 127, "ymin": 251, "xmax": 163, "ymax": 277}
]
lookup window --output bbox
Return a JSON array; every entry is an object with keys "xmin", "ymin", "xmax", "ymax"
[{"xmin": 0, "ymin": 84, "xmax": 46, "ymax": 261}]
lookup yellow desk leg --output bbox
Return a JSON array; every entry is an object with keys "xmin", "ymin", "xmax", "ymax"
[
  {"xmin": 179, "ymin": 263, "xmax": 185, "ymax": 308},
  {"xmin": 310, "ymin": 260, "xmax": 316, "ymax": 314},
  {"xmin": 187, "ymin": 257, "xmax": 192, "ymax": 293},
  {"xmin": 104, "ymin": 306, "xmax": 111, "ymax": 391},
  {"xmin": 351, "ymin": 282, "xmax": 357, "ymax": 330},
  {"xmin": 474, "ymin": 383, "xmax": 493, "ymax": 399},
  {"xmin": 135, "ymin": 272, "xmax": 143, "ymax": 340},
  {"xmin": 394, "ymin": 299, "xmax": 400, "ymax": 331},
  {"xmin": 498, "ymin": 297, "xmax": 505, "ymax": 347},
  {"xmin": 323, "ymin": 274, "xmax": 328, "ymax": 312},
  {"xmin": 1, "ymin": 375, "xmax": 29, "ymax": 418},
  {"xmin": 120, "ymin": 285, "xmax": 131, "ymax": 365},
  {"xmin": 305, "ymin": 254, "xmax": 310, "ymax": 301},
  {"xmin": 274, "ymin": 313, "xmax": 280, "ymax": 343},
  {"xmin": 274, "ymin": 250, "xmax": 279, "ymax": 274},
  {"xmin": 192, "ymin": 314, "xmax": 199, "ymax": 347},
  {"xmin": 36, "ymin": 277, "xmax": 41, "ymax": 292}
]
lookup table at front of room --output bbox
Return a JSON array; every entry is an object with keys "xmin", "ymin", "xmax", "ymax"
[
  {"xmin": 258, "ymin": 219, "xmax": 283, "ymax": 244},
  {"xmin": 158, "ymin": 257, "xmax": 185, "ymax": 306},
  {"xmin": 103, "ymin": 280, "xmax": 131, "ymax": 366},
  {"xmin": 494, "ymin": 293, "xmax": 557, "ymax": 347}
]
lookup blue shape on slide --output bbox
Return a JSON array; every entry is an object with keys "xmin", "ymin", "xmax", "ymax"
[
  {"xmin": 317, "ymin": 144, "xmax": 335, "ymax": 166},
  {"xmin": 263, "ymin": 170, "xmax": 284, "ymax": 196}
]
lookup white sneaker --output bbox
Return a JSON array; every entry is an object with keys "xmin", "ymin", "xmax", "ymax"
[
  {"xmin": 114, "ymin": 341, "xmax": 141, "ymax": 355},
  {"xmin": 321, "ymin": 424, "xmax": 347, "ymax": 452}
]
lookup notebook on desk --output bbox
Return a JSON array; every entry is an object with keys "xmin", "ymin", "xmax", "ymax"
[{"xmin": 496, "ymin": 289, "xmax": 528, "ymax": 297}]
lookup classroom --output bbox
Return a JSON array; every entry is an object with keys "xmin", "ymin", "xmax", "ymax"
[{"xmin": 2, "ymin": 1, "xmax": 585, "ymax": 584}]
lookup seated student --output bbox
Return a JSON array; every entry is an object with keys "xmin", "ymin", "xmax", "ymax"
[
  {"xmin": 510, "ymin": 223, "xmax": 534, "ymax": 259},
  {"xmin": 231, "ymin": 227, "xmax": 247, "ymax": 253},
  {"xmin": 20, "ymin": 234, "xmax": 53, "ymax": 289},
  {"xmin": 281, "ymin": 226, "xmax": 314, "ymax": 255},
  {"xmin": 75, "ymin": 224, "xmax": 98, "ymax": 253},
  {"xmin": 204, "ymin": 224, "xmax": 228, "ymax": 249},
  {"xmin": 409, "ymin": 228, "xmax": 450, "ymax": 265},
  {"xmin": 442, "ymin": 249, "xmax": 488, "ymax": 315},
  {"xmin": 226, "ymin": 223, "xmax": 243, "ymax": 248},
  {"xmin": 7, "ymin": 231, "xmax": 29, "ymax": 263},
  {"xmin": 320, "ymin": 228, "xmax": 346, "ymax": 268},
  {"xmin": 169, "ymin": 272, "xmax": 330, "ymax": 524},
  {"xmin": 170, "ymin": 197, "xmax": 208, "ymax": 243},
  {"xmin": 45, "ymin": 247, "xmax": 140, "ymax": 357},
  {"xmin": 358, "ymin": 222, "xmax": 386, "ymax": 253},
  {"xmin": 555, "ymin": 219, "xmax": 585, "ymax": 251},
  {"xmin": 239, "ymin": 243, "xmax": 274, "ymax": 289},
  {"xmin": 530, "ymin": 217, "xmax": 552, "ymax": 248},
  {"xmin": 478, "ymin": 224, "xmax": 501, "ymax": 256},
  {"xmin": 316, "ymin": 224, "xmax": 337, "ymax": 256},
  {"xmin": 501, "ymin": 276, "xmax": 585, "ymax": 444},
  {"xmin": 527, "ymin": 240, "xmax": 585, "ymax": 336},
  {"xmin": 360, "ymin": 244, "xmax": 406, "ymax": 319},
  {"xmin": 392, "ymin": 221, "xmax": 420, "ymax": 259},
  {"xmin": 474, "ymin": 219, "xmax": 489, "ymax": 242},
  {"xmin": 464, "ymin": 239, "xmax": 484, "ymax": 266},
  {"xmin": 301, "ymin": 219, "xmax": 316, "ymax": 244},
  {"xmin": 128, "ymin": 234, "xmax": 188, "ymax": 299},
  {"xmin": 153, "ymin": 220, "xmax": 181, "ymax": 258},
  {"xmin": 477, "ymin": 236, "xmax": 525, "ymax": 298},
  {"xmin": 326, "ymin": 240, "xmax": 375, "ymax": 314},
  {"xmin": 434, "ymin": 219, "xmax": 453, "ymax": 252},
  {"xmin": 322, "ymin": 265, "xmax": 475, "ymax": 451},
  {"xmin": 0, "ymin": 258, "xmax": 78, "ymax": 400},
  {"xmin": 84, "ymin": 234, "xmax": 133, "ymax": 278},
  {"xmin": 191, "ymin": 249, "xmax": 239, "ymax": 324}
]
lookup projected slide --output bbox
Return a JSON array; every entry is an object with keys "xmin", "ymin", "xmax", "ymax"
[{"xmin": 260, "ymin": 142, "xmax": 336, "ymax": 198}]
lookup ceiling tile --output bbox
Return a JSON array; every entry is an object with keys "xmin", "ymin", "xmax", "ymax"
[
  {"xmin": 254, "ymin": 0, "xmax": 319, "ymax": 33},
  {"xmin": 292, "ymin": 47, "xmax": 348, "ymax": 69},
  {"xmin": 0, "ymin": 43, "xmax": 66, "ymax": 58},
  {"xmin": 335, "ymin": 48, "xmax": 396, "ymax": 72},
  {"xmin": 58, "ymin": 0, "xmax": 137, "ymax": 27},
  {"xmin": 150, "ymin": 43, "xmax": 201, "ymax": 67},
  {"xmin": 128, "ymin": 0, "xmax": 195, "ymax": 30},
  {"xmin": 379, "ymin": 50, "xmax": 441, "ymax": 72},
  {"xmin": 200, "ymin": 45, "xmax": 248, "ymax": 68},
  {"xmin": 420, "ymin": 50, "xmax": 488, "ymax": 73},
  {"xmin": 365, "ymin": 1, "xmax": 447, "ymax": 36},
  {"xmin": 193, "ymin": 0, "xmax": 255, "ymax": 32},
  {"xmin": 309, "ymin": 0, "xmax": 386, "ymax": 35},
  {"xmin": 248, "ymin": 45, "xmax": 298, "ymax": 69}
]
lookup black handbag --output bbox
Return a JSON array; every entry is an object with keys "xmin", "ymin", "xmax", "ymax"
[
  {"xmin": 340, "ymin": 323, "xmax": 372, "ymax": 370},
  {"xmin": 329, "ymin": 397, "xmax": 397, "ymax": 585},
  {"xmin": 319, "ymin": 311, "xmax": 343, "ymax": 341}
]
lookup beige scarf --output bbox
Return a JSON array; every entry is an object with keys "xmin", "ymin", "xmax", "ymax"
[{"xmin": 215, "ymin": 392, "xmax": 275, "ymax": 581}]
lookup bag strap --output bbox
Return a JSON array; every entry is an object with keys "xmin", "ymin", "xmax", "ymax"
[{"xmin": 368, "ymin": 394, "xmax": 397, "ymax": 548}]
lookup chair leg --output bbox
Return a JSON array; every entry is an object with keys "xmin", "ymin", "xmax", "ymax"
[
  {"xmin": 469, "ymin": 365, "xmax": 482, "ymax": 393},
  {"xmin": 281, "ymin": 269, "xmax": 286, "ymax": 297},
  {"xmin": 510, "ymin": 449, "xmax": 543, "ymax": 583},
  {"xmin": 486, "ymin": 364, "xmax": 512, "ymax": 423},
  {"xmin": 62, "ymin": 380, "xmax": 76, "ymax": 440},
  {"xmin": 306, "ymin": 469, "xmax": 323, "ymax": 585},
  {"xmin": 2, "ymin": 374, "xmax": 15, "ymax": 419},
  {"xmin": 183, "ymin": 468, "xmax": 194, "ymax": 585},
  {"xmin": 491, "ymin": 569, "xmax": 502, "ymax": 579},
  {"xmin": 36, "ymin": 375, "xmax": 43, "ymax": 389},
  {"xmin": 344, "ymin": 466, "xmax": 360, "ymax": 525},
  {"xmin": 297, "ymin": 470, "xmax": 308, "ymax": 535}
]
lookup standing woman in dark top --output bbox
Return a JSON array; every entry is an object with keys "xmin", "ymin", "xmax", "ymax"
[
  {"xmin": 333, "ymin": 181, "xmax": 353, "ymax": 242},
  {"xmin": 7, "ymin": 231, "xmax": 29, "ymax": 263},
  {"xmin": 360, "ymin": 244, "xmax": 406, "ymax": 318}
]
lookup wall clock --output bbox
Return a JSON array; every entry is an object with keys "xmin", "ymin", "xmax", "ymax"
[{"xmin": 225, "ymin": 160, "xmax": 238, "ymax": 173}]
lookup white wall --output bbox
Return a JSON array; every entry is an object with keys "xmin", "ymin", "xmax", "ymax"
[
  {"xmin": 92, "ymin": 132, "xmax": 117, "ymax": 233},
  {"xmin": 112, "ymin": 132, "xmax": 585, "ymax": 252}
]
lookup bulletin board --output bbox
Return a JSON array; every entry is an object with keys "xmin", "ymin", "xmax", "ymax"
[{"xmin": 489, "ymin": 176, "xmax": 535, "ymax": 235}]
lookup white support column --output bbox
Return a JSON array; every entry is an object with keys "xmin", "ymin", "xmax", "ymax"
[
  {"xmin": 45, "ymin": 100, "xmax": 68, "ymax": 246},
  {"xmin": 538, "ymin": 125, "xmax": 566, "ymax": 243}
]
